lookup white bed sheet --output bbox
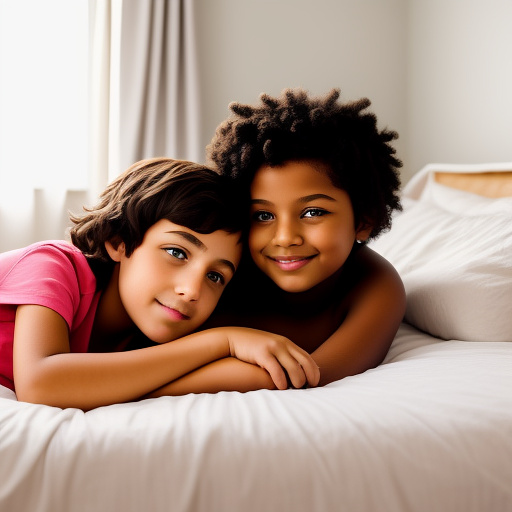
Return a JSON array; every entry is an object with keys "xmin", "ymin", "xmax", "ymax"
[{"xmin": 1, "ymin": 323, "xmax": 511, "ymax": 512}]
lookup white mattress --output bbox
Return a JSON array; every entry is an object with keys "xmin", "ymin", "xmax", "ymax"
[
  {"xmin": 1, "ymin": 323, "xmax": 511, "ymax": 512},
  {"xmin": 3, "ymin": 161, "xmax": 512, "ymax": 511}
]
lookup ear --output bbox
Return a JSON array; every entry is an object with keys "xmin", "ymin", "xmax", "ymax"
[
  {"xmin": 355, "ymin": 222, "xmax": 373, "ymax": 243},
  {"xmin": 104, "ymin": 237, "xmax": 126, "ymax": 262}
]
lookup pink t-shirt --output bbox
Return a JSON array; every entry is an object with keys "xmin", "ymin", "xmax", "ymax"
[{"xmin": 0, "ymin": 241, "xmax": 101, "ymax": 392}]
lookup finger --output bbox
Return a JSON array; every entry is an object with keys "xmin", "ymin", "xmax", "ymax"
[
  {"xmin": 303, "ymin": 359, "xmax": 321, "ymax": 387},
  {"xmin": 290, "ymin": 350, "xmax": 321, "ymax": 387},
  {"xmin": 257, "ymin": 355, "xmax": 289, "ymax": 390},
  {"xmin": 273, "ymin": 352, "xmax": 307, "ymax": 389}
]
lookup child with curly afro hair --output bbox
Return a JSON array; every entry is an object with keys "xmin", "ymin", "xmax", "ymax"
[
  {"xmin": 208, "ymin": 88, "xmax": 402, "ymax": 241},
  {"xmin": 157, "ymin": 88, "xmax": 406, "ymax": 392}
]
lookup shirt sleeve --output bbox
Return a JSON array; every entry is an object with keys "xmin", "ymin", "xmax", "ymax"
[{"xmin": 0, "ymin": 244, "xmax": 84, "ymax": 329}]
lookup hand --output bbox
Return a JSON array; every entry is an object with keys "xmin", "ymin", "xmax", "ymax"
[{"xmin": 224, "ymin": 327, "xmax": 320, "ymax": 390}]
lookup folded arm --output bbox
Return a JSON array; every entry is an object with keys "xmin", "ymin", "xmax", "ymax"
[
  {"xmin": 145, "ymin": 357, "xmax": 277, "ymax": 397},
  {"xmin": 13, "ymin": 305, "xmax": 230, "ymax": 410},
  {"xmin": 13, "ymin": 306, "xmax": 317, "ymax": 410},
  {"xmin": 312, "ymin": 248, "xmax": 406, "ymax": 386}
]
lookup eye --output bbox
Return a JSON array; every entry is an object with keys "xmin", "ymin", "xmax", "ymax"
[
  {"xmin": 302, "ymin": 208, "xmax": 329, "ymax": 218},
  {"xmin": 165, "ymin": 247, "xmax": 187, "ymax": 260},
  {"xmin": 252, "ymin": 210, "xmax": 274, "ymax": 222},
  {"xmin": 206, "ymin": 271, "xmax": 225, "ymax": 286}
]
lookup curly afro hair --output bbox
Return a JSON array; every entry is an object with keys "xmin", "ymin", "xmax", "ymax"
[{"xmin": 207, "ymin": 88, "xmax": 402, "ymax": 240}]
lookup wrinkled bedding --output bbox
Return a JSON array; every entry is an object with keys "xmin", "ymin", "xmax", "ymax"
[
  {"xmin": 1, "ymin": 323, "xmax": 511, "ymax": 512},
  {"xmin": 2, "ymin": 161, "xmax": 512, "ymax": 512}
]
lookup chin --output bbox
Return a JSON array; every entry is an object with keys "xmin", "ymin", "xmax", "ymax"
[
  {"xmin": 143, "ymin": 328, "xmax": 183, "ymax": 344},
  {"xmin": 273, "ymin": 279, "xmax": 311, "ymax": 294}
]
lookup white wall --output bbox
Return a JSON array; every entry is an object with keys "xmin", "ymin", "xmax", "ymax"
[
  {"xmin": 195, "ymin": 0, "xmax": 409, "ymax": 177},
  {"xmin": 195, "ymin": 0, "xmax": 512, "ymax": 183},
  {"xmin": 407, "ymin": 0, "xmax": 512, "ymax": 174}
]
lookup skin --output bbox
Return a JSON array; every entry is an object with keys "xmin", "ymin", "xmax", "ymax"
[
  {"xmin": 13, "ymin": 219, "xmax": 320, "ymax": 410},
  {"xmin": 248, "ymin": 161, "xmax": 365, "ymax": 293},
  {"xmin": 97, "ymin": 220, "xmax": 241, "ymax": 346},
  {"xmin": 248, "ymin": 160, "xmax": 405, "ymax": 383},
  {"xmin": 159, "ymin": 160, "xmax": 406, "ymax": 392}
]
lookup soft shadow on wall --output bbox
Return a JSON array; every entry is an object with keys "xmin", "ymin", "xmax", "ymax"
[{"xmin": 195, "ymin": 0, "xmax": 512, "ymax": 183}]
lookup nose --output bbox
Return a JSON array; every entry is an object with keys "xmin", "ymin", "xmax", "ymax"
[
  {"xmin": 272, "ymin": 217, "xmax": 303, "ymax": 247},
  {"xmin": 174, "ymin": 274, "xmax": 201, "ymax": 302}
]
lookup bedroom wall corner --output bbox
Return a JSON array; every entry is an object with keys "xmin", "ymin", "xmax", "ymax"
[{"xmin": 406, "ymin": 0, "xmax": 512, "ymax": 179}]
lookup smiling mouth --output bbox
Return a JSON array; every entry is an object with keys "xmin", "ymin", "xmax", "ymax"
[
  {"xmin": 267, "ymin": 255, "xmax": 316, "ymax": 271},
  {"xmin": 156, "ymin": 300, "xmax": 191, "ymax": 320}
]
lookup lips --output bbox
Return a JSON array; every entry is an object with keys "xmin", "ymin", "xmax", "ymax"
[
  {"xmin": 156, "ymin": 300, "xmax": 191, "ymax": 321},
  {"xmin": 267, "ymin": 254, "xmax": 316, "ymax": 271}
]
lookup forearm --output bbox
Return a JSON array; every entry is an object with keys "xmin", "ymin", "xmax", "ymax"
[
  {"xmin": 310, "ymin": 250, "xmax": 406, "ymax": 387},
  {"xmin": 312, "ymin": 289, "xmax": 405, "ymax": 386},
  {"xmin": 145, "ymin": 357, "xmax": 276, "ymax": 398},
  {"xmin": 311, "ymin": 308, "xmax": 403, "ymax": 386},
  {"xmin": 15, "ymin": 327, "xmax": 231, "ymax": 410},
  {"xmin": 15, "ymin": 305, "xmax": 318, "ymax": 409}
]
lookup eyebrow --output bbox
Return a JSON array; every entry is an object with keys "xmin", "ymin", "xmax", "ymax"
[
  {"xmin": 168, "ymin": 230, "xmax": 206, "ymax": 250},
  {"xmin": 251, "ymin": 193, "xmax": 336, "ymax": 205},
  {"xmin": 298, "ymin": 193, "xmax": 336, "ymax": 203},
  {"xmin": 218, "ymin": 259, "xmax": 237, "ymax": 275},
  {"xmin": 167, "ymin": 230, "xmax": 236, "ymax": 274}
]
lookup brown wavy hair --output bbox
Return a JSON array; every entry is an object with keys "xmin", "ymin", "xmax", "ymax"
[
  {"xmin": 70, "ymin": 158, "xmax": 242, "ymax": 287},
  {"xmin": 207, "ymin": 88, "xmax": 402, "ymax": 239}
]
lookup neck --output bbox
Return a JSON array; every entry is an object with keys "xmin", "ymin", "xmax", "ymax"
[
  {"xmin": 276, "ymin": 265, "xmax": 345, "ymax": 312},
  {"xmin": 89, "ymin": 264, "xmax": 136, "ymax": 352}
]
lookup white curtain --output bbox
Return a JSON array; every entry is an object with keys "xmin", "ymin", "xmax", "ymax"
[
  {"xmin": 89, "ymin": 0, "xmax": 201, "ymax": 199},
  {"xmin": 89, "ymin": 0, "xmax": 116, "ymax": 200},
  {"xmin": 0, "ymin": 0, "xmax": 201, "ymax": 252},
  {"xmin": 118, "ymin": 0, "xmax": 201, "ymax": 172}
]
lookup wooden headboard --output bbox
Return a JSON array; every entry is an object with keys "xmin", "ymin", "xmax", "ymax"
[{"xmin": 434, "ymin": 171, "xmax": 512, "ymax": 198}]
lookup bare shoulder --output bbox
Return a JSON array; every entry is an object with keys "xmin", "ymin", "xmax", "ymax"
[
  {"xmin": 353, "ymin": 245, "xmax": 403, "ymax": 284},
  {"xmin": 344, "ymin": 245, "xmax": 406, "ymax": 316},
  {"xmin": 313, "ymin": 246, "xmax": 406, "ymax": 384}
]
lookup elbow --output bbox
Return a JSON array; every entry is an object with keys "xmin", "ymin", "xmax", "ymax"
[
  {"xmin": 15, "ymin": 383, "xmax": 54, "ymax": 407},
  {"xmin": 14, "ymin": 373, "xmax": 44, "ymax": 404},
  {"xmin": 15, "ymin": 385, "xmax": 54, "ymax": 407},
  {"xmin": 16, "ymin": 387, "xmax": 91, "ymax": 411},
  {"xmin": 15, "ymin": 375, "xmax": 75, "ymax": 410}
]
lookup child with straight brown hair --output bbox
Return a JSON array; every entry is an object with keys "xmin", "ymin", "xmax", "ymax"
[{"xmin": 0, "ymin": 157, "xmax": 319, "ymax": 409}]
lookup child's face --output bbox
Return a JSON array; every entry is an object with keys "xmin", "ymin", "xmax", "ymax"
[
  {"xmin": 107, "ymin": 219, "xmax": 242, "ymax": 343},
  {"xmin": 248, "ymin": 160, "xmax": 370, "ymax": 293}
]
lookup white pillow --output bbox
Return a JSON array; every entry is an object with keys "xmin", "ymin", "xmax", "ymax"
[
  {"xmin": 370, "ymin": 181, "xmax": 512, "ymax": 342},
  {"xmin": 420, "ymin": 173, "xmax": 512, "ymax": 216}
]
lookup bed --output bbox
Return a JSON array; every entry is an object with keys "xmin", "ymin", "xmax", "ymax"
[{"xmin": 1, "ymin": 162, "xmax": 512, "ymax": 512}]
